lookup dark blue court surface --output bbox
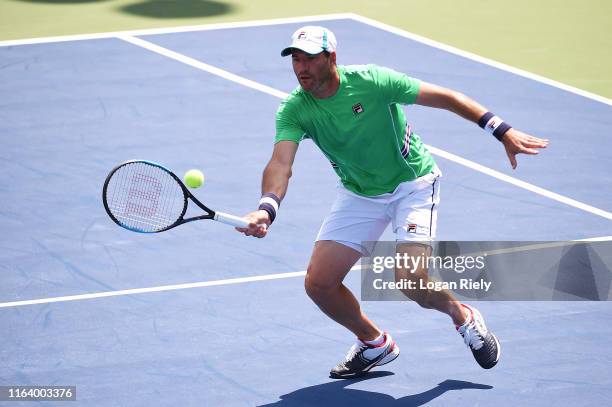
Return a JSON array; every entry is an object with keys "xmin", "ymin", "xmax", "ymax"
[{"xmin": 1, "ymin": 16, "xmax": 611, "ymax": 406}]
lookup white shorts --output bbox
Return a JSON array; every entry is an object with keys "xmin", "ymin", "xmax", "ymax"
[{"xmin": 316, "ymin": 168, "xmax": 441, "ymax": 256}]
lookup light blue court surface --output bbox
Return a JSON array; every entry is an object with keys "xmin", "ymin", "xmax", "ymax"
[{"xmin": 1, "ymin": 16, "xmax": 612, "ymax": 406}]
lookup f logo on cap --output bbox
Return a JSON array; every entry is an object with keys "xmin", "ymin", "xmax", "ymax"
[{"xmin": 280, "ymin": 26, "xmax": 338, "ymax": 57}]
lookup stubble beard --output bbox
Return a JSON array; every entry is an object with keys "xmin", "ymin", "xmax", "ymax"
[{"xmin": 300, "ymin": 68, "xmax": 332, "ymax": 96}]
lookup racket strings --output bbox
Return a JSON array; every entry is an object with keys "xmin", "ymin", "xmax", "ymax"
[{"xmin": 106, "ymin": 162, "xmax": 185, "ymax": 232}]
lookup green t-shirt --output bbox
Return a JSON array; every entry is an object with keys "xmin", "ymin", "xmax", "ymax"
[{"xmin": 275, "ymin": 64, "xmax": 436, "ymax": 196}]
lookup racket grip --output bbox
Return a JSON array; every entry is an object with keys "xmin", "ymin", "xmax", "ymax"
[{"xmin": 214, "ymin": 211, "xmax": 249, "ymax": 228}]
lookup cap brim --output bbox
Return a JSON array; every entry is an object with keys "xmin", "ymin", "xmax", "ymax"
[{"xmin": 280, "ymin": 41, "xmax": 325, "ymax": 57}]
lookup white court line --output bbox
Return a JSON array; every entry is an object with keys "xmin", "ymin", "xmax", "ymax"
[
  {"xmin": 117, "ymin": 35, "xmax": 288, "ymax": 99},
  {"xmin": 117, "ymin": 35, "xmax": 612, "ymax": 221},
  {"xmin": 582, "ymin": 236, "xmax": 612, "ymax": 242},
  {"xmin": 0, "ymin": 13, "xmax": 354, "ymax": 47},
  {"xmin": 2, "ymin": 235, "xmax": 610, "ymax": 309},
  {"xmin": 425, "ymin": 145, "xmax": 612, "ymax": 220},
  {"xmin": 348, "ymin": 14, "xmax": 612, "ymax": 107},
  {"xmin": 1, "ymin": 13, "xmax": 610, "ymax": 107},
  {"xmin": 458, "ymin": 237, "xmax": 612, "ymax": 259},
  {"xmin": 0, "ymin": 266, "xmax": 358, "ymax": 309}
]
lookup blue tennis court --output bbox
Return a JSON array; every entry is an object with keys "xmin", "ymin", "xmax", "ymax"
[{"xmin": 1, "ymin": 15, "xmax": 611, "ymax": 406}]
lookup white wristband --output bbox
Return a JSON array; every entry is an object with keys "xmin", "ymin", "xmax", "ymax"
[
  {"xmin": 259, "ymin": 197, "xmax": 279, "ymax": 212},
  {"xmin": 483, "ymin": 115, "xmax": 504, "ymax": 134},
  {"xmin": 258, "ymin": 193, "xmax": 281, "ymax": 223}
]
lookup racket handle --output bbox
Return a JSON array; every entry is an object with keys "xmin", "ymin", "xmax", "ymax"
[{"xmin": 214, "ymin": 211, "xmax": 249, "ymax": 228}]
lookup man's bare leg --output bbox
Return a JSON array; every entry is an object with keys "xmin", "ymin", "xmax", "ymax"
[
  {"xmin": 395, "ymin": 242, "xmax": 500, "ymax": 369},
  {"xmin": 395, "ymin": 243, "xmax": 468, "ymax": 326},
  {"xmin": 305, "ymin": 240, "xmax": 381, "ymax": 341}
]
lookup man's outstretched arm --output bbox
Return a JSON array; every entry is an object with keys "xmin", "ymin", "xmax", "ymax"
[
  {"xmin": 415, "ymin": 82, "xmax": 549, "ymax": 169},
  {"xmin": 237, "ymin": 140, "xmax": 298, "ymax": 238}
]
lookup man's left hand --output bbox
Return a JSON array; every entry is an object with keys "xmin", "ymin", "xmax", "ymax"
[{"xmin": 501, "ymin": 129, "xmax": 549, "ymax": 169}]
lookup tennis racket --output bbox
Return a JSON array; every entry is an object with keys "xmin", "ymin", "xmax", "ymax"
[{"xmin": 102, "ymin": 160, "xmax": 249, "ymax": 233}]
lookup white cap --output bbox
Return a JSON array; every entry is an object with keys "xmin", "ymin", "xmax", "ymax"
[{"xmin": 281, "ymin": 26, "xmax": 337, "ymax": 57}]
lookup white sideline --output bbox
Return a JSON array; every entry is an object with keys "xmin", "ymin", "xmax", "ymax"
[
  {"xmin": 348, "ymin": 14, "xmax": 612, "ymax": 107},
  {"xmin": 117, "ymin": 35, "xmax": 288, "ymax": 99},
  {"xmin": 0, "ymin": 266, "xmax": 357, "ymax": 309},
  {"xmin": 425, "ymin": 145, "xmax": 612, "ymax": 220},
  {"xmin": 0, "ymin": 13, "xmax": 355, "ymax": 47}
]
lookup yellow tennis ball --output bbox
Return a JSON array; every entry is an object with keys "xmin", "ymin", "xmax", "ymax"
[{"xmin": 184, "ymin": 169, "xmax": 205, "ymax": 188}]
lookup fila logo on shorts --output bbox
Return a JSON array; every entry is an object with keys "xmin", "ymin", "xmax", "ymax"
[
  {"xmin": 352, "ymin": 103, "xmax": 364, "ymax": 115},
  {"xmin": 407, "ymin": 224, "xmax": 417, "ymax": 233}
]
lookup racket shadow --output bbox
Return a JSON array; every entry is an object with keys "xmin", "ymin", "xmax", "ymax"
[{"xmin": 258, "ymin": 373, "xmax": 493, "ymax": 406}]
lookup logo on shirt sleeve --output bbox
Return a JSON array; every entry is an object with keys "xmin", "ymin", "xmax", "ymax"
[{"xmin": 352, "ymin": 103, "xmax": 364, "ymax": 115}]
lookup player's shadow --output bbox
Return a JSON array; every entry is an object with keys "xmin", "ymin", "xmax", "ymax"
[
  {"xmin": 119, "ymin": 0, "xmax": 234, "ymax": 19},
  {"xmin": 258, "ymin": 372, "xmax": 493, "ymax": 406},
  {"xmin": 13, "ymin": 0, "xmax": 235, "ymax": 19}
]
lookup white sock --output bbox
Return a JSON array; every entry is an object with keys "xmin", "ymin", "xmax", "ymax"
[{"xmin": 362, "ymin": 332, "xmax": 385, "ymax": 346}]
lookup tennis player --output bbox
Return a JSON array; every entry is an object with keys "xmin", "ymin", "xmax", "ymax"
[{"xmin": 237, "ymin": 26, "xmax": 548, "ymax": 378}]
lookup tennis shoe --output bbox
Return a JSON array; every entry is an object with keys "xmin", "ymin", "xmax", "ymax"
[
  {"xmin": 457, "ymin": 304, "xmax": 500, "ymax": 369},
  {"xmin": 329, "ymin": 332, "xmax": 400, "ymax": 379}
]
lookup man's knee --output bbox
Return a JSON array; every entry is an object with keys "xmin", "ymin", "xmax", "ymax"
[
  {"xmin": 304, "ymin": 241, "xmax": 359, "ymax": 301},
  {"xmin": 304, "ymin": 265, "xmax": 340, "ymax": 301}
]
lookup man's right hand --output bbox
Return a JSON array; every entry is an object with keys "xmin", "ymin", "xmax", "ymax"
[{"xmin": 235, "ymin": 210, "xmax": 271, "ymax": 238}]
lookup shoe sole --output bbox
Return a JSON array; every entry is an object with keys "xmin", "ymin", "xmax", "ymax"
[
  {"xmin": 467, "ymin": 305, "xmax": 501, "ymax": 369},
  {"xmin": 376, "ymin": 342, "xmax": 400, "ymax": 366},
  {"xmin": 486, "ymin": 333, "xmax": 501, "ymax": 369},
  {"xmin": 329, "ymin": 342, "xmax": 400, "ymax": 379}
]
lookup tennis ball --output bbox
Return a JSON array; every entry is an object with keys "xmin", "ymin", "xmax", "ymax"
[{"xmin": 184, "ymin": 169, "xmax": 205, "ymax": 188}]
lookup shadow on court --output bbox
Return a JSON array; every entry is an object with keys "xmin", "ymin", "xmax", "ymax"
[
  {"xmin": 120, "ymin": 0, "xmax": 234, "ymax": 19},
  {"xmin": 259, "ymin": 372, "xmax": 493, "ymax": 406},
  {"xmin": 12, "ymin": 0, "xmax": 235, "ymax": 19}
]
